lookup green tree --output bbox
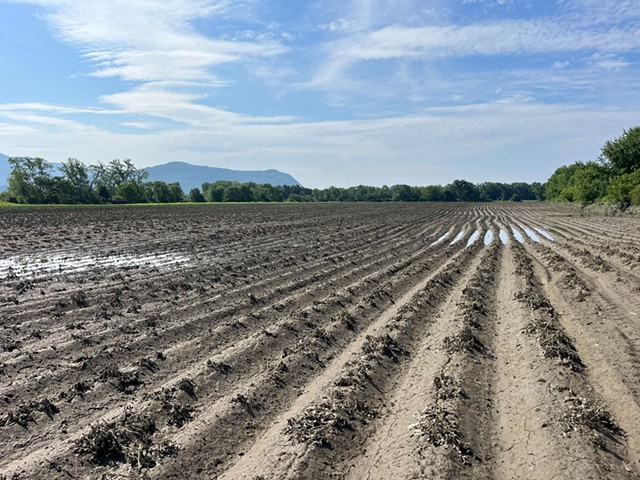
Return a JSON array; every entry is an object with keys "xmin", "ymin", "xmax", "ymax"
[
  {"xmin": 146, "ymin": 181, "xmax": 172, "ymax": 203},
  {"xmin": 188, "ymin": 187, "xmax": 205, "ymax": 202},
  {"xmin": 569, "ymin": 162, "xmax": 609, "ymax": 204},
  {"xmin": 96, "ymin": 159, "xmax": 148, "ymax": 195},
  {"xmin": 445, "ymin": 179, "xmax": 481, "ymax": 202},
  {"xmin": 59, "ymin": 158, "xmax": 96, "ymax": 203},
  {"xmin": 545, "ymin": 163, "xmax": 583, "ymax": 201},
  {"xmin": 601, "ymin": 126, "xmax": 640, "ymax": 175},
  {"xmin": 630, "ymin": 185, "xmax": 640, "ymax": 206},
  {"xmin": 419, "ymin": 185, "xmax": 445, "ymax": 201},
  {"xmin": 7, "ymin": 157, "xmax": 56, "ymax": 203},
  {"xmin": 167, "ymin": 182, "xmax": 184, "ymax": 202},
  {"xmin": 605, "ymin": 170, "xmax": 640, "ymax": 206},
  {"xmin": 391, "ymin": 184, "xmax": 419, "ymax": 202},
  {"xmin": 115, "ymin": 182, "xmax": 145, "ymax": 203}
]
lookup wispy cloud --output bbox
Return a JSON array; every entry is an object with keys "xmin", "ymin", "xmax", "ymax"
[
  {"xmin": 1, "ymin": 99, "xmax": 636, "ymax": 187},
  {"xmin": 16, "ymin": 0, "xmax": 287, "ymax": 83},
  {"xmin": 307, "ymin": 0, "xmax": 640, "ymax": 99}
]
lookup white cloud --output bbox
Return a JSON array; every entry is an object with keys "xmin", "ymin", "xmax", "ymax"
[
  {"xmin": 307, "ymin": 1, "xmax": 640, "ymax": 93},
  {"xmin": 1, "ymin": 100, "xmax": 636, "ymax": 187},
  {"xmin": 588, "ymin": 52, "xmax": 630, "ymax": 71},
  {"xmin": 122, "ymin": 122, "xmax": 154, "ymax": 129},
  {"xmin": 12, "ymin": 0, "xmax": 288, "ymax": 84}
]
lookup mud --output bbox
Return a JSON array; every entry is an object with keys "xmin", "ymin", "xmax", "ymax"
[{"xmin": 1, "ymin": 203, "xmax": 639, "ymax": 479}]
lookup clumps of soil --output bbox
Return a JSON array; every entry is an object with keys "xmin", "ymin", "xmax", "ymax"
[
  {"xmin": 523, "ymin": 319, "xmax": 583, "ymax": 372},
  {"xmin": 159, "ymin": 394, "xmax": 195, "ymax": 428},
  {"xmin": 516, "ymin": 288, "xmax": 584, "ymax": 372},
  {"xmin": 433, "ymin": 372, "xmax": 465, "ymax": 401},
  {"xmin": 443, "ymin": 326, "xmax": 485, "ymax": 355},
  {"xmin": 137, "ymin": 357, "xmax": 159, "ymax": 372},
  {"xmin": 100, "ymin": 364, "xmax": 144, "ymax": 394},
  {"xmin": 565, "ymin": 245, "xmax": 612, "ymax": 272},
  {"xmin": 2, "ymin": 398, "xmax": 59, "ymax": 428},
  {"xmin": 70, "ymin": 291, "xmax": 89, "ymax": 307},
  {"xmin": 74, "ymin": 407, "xmax": 178, "ymax": 468},
  {"xmin": 533, "ymin": 244, "xmax": 590, "ymax": 301},
  {"xmin": 74, "ymin": 421, "xmax": 123, "ymax": 463},
  {"xmin": 207, "ymin": 359, "xmax": 232, "ymax": 376},
  {"xmin": 513, "ymin": 289, "xmax": 554, "ymax": 313},
  {"xmin": 559, "ymin": 271, "xmax": 590, "ymax": 302},
  {"xmin": 1, "ymin": 338, "xmax": 21, "ymax": 353},
  {"xmin": 177, "ymin": 378, "xmax": 196, "ymax": 399},
  {"xmin": 165, "ymin": 404, "xmax": 194, "ymax": 427},
  {"xmin": 409, "ymin": 404, "xmax": 473, "ymax": 465},
  {"xmin": 59, "ymin": 381, "xmax": 91, "ymax": 402},
  {"xmin": 285, "ymin": 402, "xmax": 353, "ymax": 448},
  {"xmin": 511, "ymin": 243, "xmax": 585, "ymax": 372},
  {"xmin": 232, "ymin": 393, "xmax": 263, "ymax": 418},
  {"xmin": 443, "ymin": 254, "xmax": 497, "ymax": 357},
  {"xmin": 513, "ymin": 247, "xmax": 535, "ymax": 279},
  {"xmin": 362, "ymin": 334, "xmax": 408, "ymax": 363},
  {"xmin": 287, "ymin": 336, "xmax": 403, "ymax": 450},
  {"xmin": 561, "ymin": 390, "xmax": 624, "ymax": 448}
]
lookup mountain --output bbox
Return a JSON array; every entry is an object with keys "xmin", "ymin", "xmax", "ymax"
[
  {"xmin": 146, "ymin": 162, "xmax": 301, "ymax": 191},
  {"xmin": 0, "ymin": 153, "xmax": 8, "ymax": 192},
  {"xmin": 0, "ymin": 156, "xmax": 301, "ymax": 193}
]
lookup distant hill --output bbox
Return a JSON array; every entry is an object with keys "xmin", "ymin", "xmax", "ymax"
[
  {"xmin": 0, "ymin": 153, "xmax": 9, "ymax": 192},
  {"xmin": 0, "ymin": 156, "xmax": 301, "ymax": 193},
  {"xmin": 146, "ymin": 162, "xmax": 301, "ymax": 191}
]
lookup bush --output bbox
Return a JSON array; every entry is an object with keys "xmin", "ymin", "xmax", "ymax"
[
  {"xmin": 605, "ymin": 170, "xmax": 640, "ymax": 206},
  {"xmin": 631, "ymin": 185, "xmax": 640, "ymax": 206}
]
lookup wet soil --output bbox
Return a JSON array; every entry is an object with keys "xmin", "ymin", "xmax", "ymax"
[{"xmin": 0, "ymin": 203, "xmax": 639, "ymax": 479}]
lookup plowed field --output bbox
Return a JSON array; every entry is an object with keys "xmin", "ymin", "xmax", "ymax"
[{"xmin": 1, "ymin": 203, "xmax": 640, "ymax": 479}]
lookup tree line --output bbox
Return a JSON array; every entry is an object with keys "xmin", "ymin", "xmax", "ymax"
[
  {"xmin": 545, "ymin": 126, "xmax": 640, "ymax": 207},
  {"xmin": 199, "ymin": 180, "xmax": 544, "ymax": 203},
  {"xmin": 2, "ymin": 158, "xmax": 185, "ymax": 205},
  {"xmin": 0, "ymin": 156, "xmax": 545, "ymax": 205}
]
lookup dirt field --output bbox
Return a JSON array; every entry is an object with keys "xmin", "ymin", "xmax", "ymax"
[{"xmin": 1, "ymin": 202, "xmax": 640, "ymax": 479}]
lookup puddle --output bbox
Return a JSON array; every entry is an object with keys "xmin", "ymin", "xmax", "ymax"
[
  {"xmin": 499, "ymin": 230, "xmax": 509, "ymax": 244},
  {"xmin": 519, "ymin": 225, "xmax": 541, "ymax": 243},
  {"xmin": 466, "ymin": 230, "xmax": 481, "ymax": 247},
  {"xmin": 0, "ymin": 252, "xmax": 190, "ymax": 280},
  {"xmin": 449, "ymin": 229, "xmax": 466, "ymax": 246},
  {"xmin": 484, "ymin": 231, "xmax": 494, "ymax": 245},
  {"xmin": 532, "ymin": 227, "xmax": 554, "ymax": 241},
  {"xmin": 429, "ymin": 226, "xmax": 455, "ymax": 247},
  {"xmin": 511, "ymin": 226, "xmax": 525, "ymax": 244}
]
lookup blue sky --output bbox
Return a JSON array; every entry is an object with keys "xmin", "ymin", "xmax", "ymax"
[{"xmin": 0, "ymin": 0, "xmax": 639, "ymax": 188}]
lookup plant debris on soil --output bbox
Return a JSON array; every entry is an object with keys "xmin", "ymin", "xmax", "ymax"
[{"xmin": 1, "ymin": 203, "xmax": 639, "ymax": 479}]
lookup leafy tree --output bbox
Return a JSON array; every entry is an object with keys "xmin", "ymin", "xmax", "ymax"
[
  {"xmin": 115, "ymin": 182, "xmax": 145, "ymax": 203},
  {"xmin": 59, "ymin": 158, "xmax": 97, "ymax": 203},
  {"xmin": 529, "ymin": 182, "xmax": 546, "ymax": 201},
  {"xmin": 188, "ymin": 187, "xmax": 205, "ymax": 202},
  {"xmin": 7, "ymin": 157, "xmax": 56, "ymax": 204},
  {"xmin": 569, "ymin": 162, "xmax": 610, "ymax": 204},
  {"xmin": 631, "ymin": 185, "xmax": 640, "ymax": 207},
  {"xmin": 605, "ymin": 170, "xmax": 640, "ymax": 206},
  {"xmin": 146, "ymin": 181, "xmax": 172, "ymax": 203},
  {"xmin": 445, "ymin": 179, "xmax": 481, "ymax": 202},
  {"xmin": 419, "ymin": 185, "xmax": 445, "ymax": 201},
  {"xmin": 96, "ymin": 159, "xmax": 148, "ymax": 194},
  {"xmin": 391, "ymin": 184, "xmax": 419, "ymax": 202},
  {"xmin": 545, "ymin": 163, "xmax": 583, "ymax": 201},
  {"xmin": 601, "ymin": 126, "xmax": 640, "ymax": 175},
  {"xmin": 167, "ymin": 183, "xmax": 184, "ymax": 202}
]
